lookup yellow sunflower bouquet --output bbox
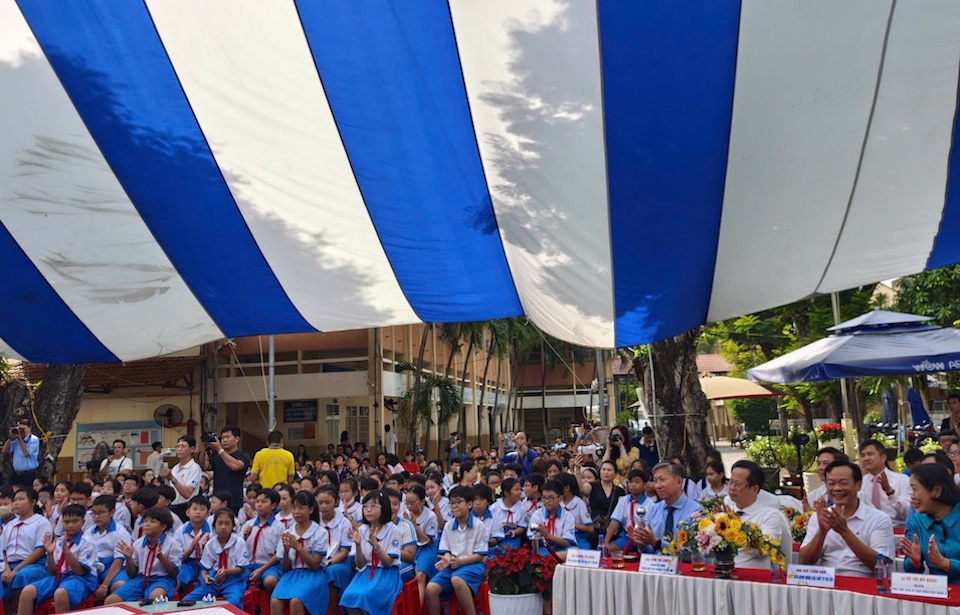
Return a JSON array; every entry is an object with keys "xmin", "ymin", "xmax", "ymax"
[{"xmin": 663, "ymin": 510, "xmax": 786, "ymax": 570}]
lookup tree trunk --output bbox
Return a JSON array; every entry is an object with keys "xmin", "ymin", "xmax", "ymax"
[
  {"xmin": 1, "ymin": 364, "xmax": 86, "ymax": 481},
  {"xmin": 493, "ymin": 357, "xmax": 503, "ymax": 445},
  {"xmin": 412, "ymin": 325, "xmax": 431, "ymax": 453},
  {"xmin": 456, "ymin": 338, "xmax": 475, "ymax": 440},
  {"xmin": 637, "ymin": 329, "xmax": 712, "ymax": 481},
  {"xmin": 478, "ymin": 339, "xmax": 494, "ymax": 451}
]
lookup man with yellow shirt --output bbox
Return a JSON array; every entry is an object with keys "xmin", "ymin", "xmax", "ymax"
[{"xmin": 248, "ymin": 430, "xmax": 295, "ymax": 488}]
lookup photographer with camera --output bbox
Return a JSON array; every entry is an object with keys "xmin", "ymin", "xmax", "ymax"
[
  {"xmin": 2, "ymin": 419, "xmax": 40, "ymax": 487},
  {"xmin": 99, "ymin": 439, "xmax": 135, "ymax": 478},
  {"xmin": 602, "ymin": 425, "xmax": 639, "ymax": 485},
  {"xmin": 199, "ymin": 425, "xmax": 250, "ymax": 514}
]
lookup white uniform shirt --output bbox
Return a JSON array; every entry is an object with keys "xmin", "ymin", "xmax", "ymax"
[
  {"xmin": 319, "ymin": 512, "xmax": 352, "ymax": 563},
  {"xmin": 84, "ymin": 519, "xmax": 131, "ymax": 563},
  {"xmin": 276, "ymin": 521, "xmax": 324, "ymax": 570},
  {"xmin": 859, "ymin": 469, "xmax": 912, "ymax": 529},
  {"xmin": 526, "ymin": 507, "xmax": 575, "ymax": 549},
  {"xmin": 129, "ymin": 533, "xmax": 183, "ymax": 577},
  {"xmin": 170, "ymin": 459, "xmax": 202, "ymax": 505},
  {"xmin": 490, "ymin": 500, "xmax": 528, "ymax": 540},
  {"xmin": 53, "ymin": 532, "xmax": 98, "ymax": 578},
  {"xmin": 728, "ymin": 499, "xmax": 791, "ymax": 569},
  {"xmin": 340, "ymin": 501, "xmax": 362, "ymax": 524},
  {"xmin": 562, "ymin": 497, "xmax": 593, "ymax": 530},
  {"xmin": 199, "ymin": 533, "xmax": 249, "ymax": 573},
  {"xmin": 349, "ymin": 523, "xmax": 402, "ymax": 570},
  {"xmin": 2, "ymin": 513, "xmax": 52, "ymax": 562},
  {"xmin": 412, "ymin": 508, "xmax": 438, "ymax": 546},
  {"xmin": 801, "ymin": 502, "xmax": 895, "ymax": 577},
  {"xmin": 439, "ymin": 516, "xmax": 489, "ymax": 557},
  {"xmin": 243, "ymin": 516, "xmax": 283, "ymax": 566},
  {"xmin": 178, "ymin": 521, "xmax": 212, "ymax": 562}
]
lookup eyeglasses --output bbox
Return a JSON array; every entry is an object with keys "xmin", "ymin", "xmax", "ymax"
[
  {"xmin": 727, "ymin": 480, "xmax": 750, "ymax": 489},
  {"xmin": 449, "ymin": 499, "xmax": 467, "ymax": 506},
  {"xmin": 92, "ymin": 510, "xmax": 110, "ymax": 517},
  {"xmin": 540, "ymin": 495, "xmax": 558, "ymax": 502},
  {"xmin": 362, "ymin": 503, "xmax": 381, "ymax": 510},
  {"xmin": 949, "ymin": 450, "xmax": 960, "ymax": 457}
]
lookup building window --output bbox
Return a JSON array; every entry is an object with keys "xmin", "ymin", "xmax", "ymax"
[
  {"xmin": 325, "ymin": 404, "xmax": 340, "ymax": 448},
  {"xmin": 346, "ymin": 406, "xmax": 369, "ymax": 445}
]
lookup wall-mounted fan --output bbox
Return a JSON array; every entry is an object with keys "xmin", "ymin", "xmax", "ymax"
[{"xmin": 154, "ymin": 404, "xmax": 184, "ymax": 428}]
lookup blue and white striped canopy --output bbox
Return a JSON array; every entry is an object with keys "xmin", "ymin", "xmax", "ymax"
[{"xmin": 3, "ymin": 0, "xmax": 960, "ymax": 364}]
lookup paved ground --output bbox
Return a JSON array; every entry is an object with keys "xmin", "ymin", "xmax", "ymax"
[{"xmin": 715, "ymin": 439, "xmax": 748, "ymax": 470}]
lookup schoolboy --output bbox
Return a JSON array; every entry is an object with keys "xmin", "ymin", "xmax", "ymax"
[
  {"xmin": 242, "ymin": 489, "xmax": 282, "ymax": 593},
  {"xmin": 17, "ymin": 504, "xmax": 97, "ymax": 614},
  {"xmin": 105, "ymin": 508, "xmax": 183, "ymax": 603},
  {"xmin": 177, "ymin": 495, "xmax": 212, "ymax": 590},
  {"xmin": 424, "ymin": 486, "xmax": 488, "ymax": 615},
  {"xmin": 527, "ymin": 480, "xmax": 575, "ymax": 559},
  {"xmin": 85, "ymin": 495, "xmax": 131, "ymax": 600}
]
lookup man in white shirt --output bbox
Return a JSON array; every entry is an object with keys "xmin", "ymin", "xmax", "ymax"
[
  {"xmin": 800, "ymin": 460, "xmax": 894, "ymax": 577},
  {"xmin": 100, "ymin": 440, "xmax": 135, "ymax": 478},
  {"xmin": 383, "ymin": 424, "xmax": 397, "ymax": 456},
  {"xmin": 805, "ymin": 446, "xmax": 847, "ymax": 509},
  {"xmin": 725, "ymin": 460, "xmax": 791, "ymax": 569},
  {"xmin": 858, "ymin": 439, "xmax": 911, "ymax": 528},
  {"xmin": 145, "ymin": 441, "xmax": 166, "ymax": 477},
  {"xmin": 160, "ymin": 435, "xmax": 201, "ymax": 522}
]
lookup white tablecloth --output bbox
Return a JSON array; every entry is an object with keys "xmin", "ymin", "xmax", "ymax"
[{"xmin": 553, "ymin": 565, "xmax": 957, "ymax": 615}]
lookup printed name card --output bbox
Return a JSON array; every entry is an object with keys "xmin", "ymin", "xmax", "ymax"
[
  {"xmin": 787, "ymin": 564, "xmax": 836, "ymax": 588},
  {"xmin": 891, "ymin": 573, "xmax": 949, "ymax": 599},
  {"xmin": 639, "ymin": 554, "xmax": 679, "ymax": 575},
  {"xmin": 564, "ymin": 549, "xmax": 601, "ymax": 569}
]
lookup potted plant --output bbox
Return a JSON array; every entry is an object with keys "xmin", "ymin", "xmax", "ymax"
[
  {"xmin": 815, "ymin": 423, "xmax": 844, "ymax": 447},
  {"xmin": 664, "ymin": 510, "xmax": 786, "ymax": 579},
  {"xmin": 485, "ymin": 545, "xmax": 556, "ymax": 614}
]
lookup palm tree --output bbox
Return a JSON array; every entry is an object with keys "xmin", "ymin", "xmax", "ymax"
[
  {"xmin": 478, "ymin": 320, "xmax": 511, "ymax": 448},
  {"xmin": 456, "ymin": 322, "xmax": 486, "ymax": 439},
  {"xmin": 395, "ymin": 361, "xmax": 462, "ymax": 462}
]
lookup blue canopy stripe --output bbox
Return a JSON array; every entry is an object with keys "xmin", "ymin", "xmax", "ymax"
[{"xmin": 3, "ymin": 0, "xmax": 960, "ymax": 362}]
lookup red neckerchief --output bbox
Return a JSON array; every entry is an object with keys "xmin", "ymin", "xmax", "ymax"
[
  {"xmin": 294, "ymin": 537, "xmax": 305, "ymax": 568},
  {"xmin": 251, "ymin": 517, "xmax": 272, "ymax": 562},
  {"xmin": 55, "ymin": 538, "xmax": 74, "ymax": 584},
  {"xmin": 143, "ymin": 539, "xmax": 159, "ymax": 588},
  {"xmin": 545, "ymin": 511, "xmax": 557, "ymax": 537},
  {"xmin": 216, "ymin": 548, "xmax": 229, "ymax": 592},
  {"xmin": 505, "ymin": 508, "xmax": 514, "ymax": 529},
  {"xmin": 190, "ymin": 528, "xmax": 205, "ymax": 559},
  {"xmin": 368, "ymin": 527, "xmax": 380, "ymax": 580},
  {"xmin": 526, "ymin": 500, "xmax": 538, "ymax": 515},
  {"xmin": 12, "ymin": 521, "xmax": 24, "ymax": 554},
  {"xmin": 323, "ymin": 523, "xmax": 334, "ymax": 553}
]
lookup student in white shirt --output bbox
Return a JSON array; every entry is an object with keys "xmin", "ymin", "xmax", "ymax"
[
  {"xmin": 317, "ymin": 485, "xmax": 355, "ymax": 608},
  {"xmin": 181, "ymin": 510, "xmax": 249, "ymax": 608},
  {"xmin": 242, "ymin": 489, "xmax": 282, "ymax": 593},
  {"xmin": 425, "ymin": 486, "xmax": 489, "ymax": 615},
  {"xmin": 489, "ymin": 478, "xmax": 528, "ymax": 553},
  {"xmin": 338, "ymin": 480, "xmax": 362, "ymax": 524},
  {"xmin": 404, "ymin": 484, "xmax": 439, "ymax": 602},
  {"xmin": 86, "ymin": 495, "xmax": 131, "ymax": 600},
  {"xmin": 339, "ymin": 490, "xmax": 403, "ymax": 615},
  {"xmin": 800, "ymin": 460, "xmax": 895, "ymax": 577},
  {"xmin": 270, "ymin": 491, "xmax": 328, "ymax": 615},
  {"xmin": 105, "ymin": 508, "xmax": 184, "ymax": 602},
  {"xmin": 1, "ymin": 488, "xmax": 53, "ymax": 605},
  {"xmin": 527, "ymin": 481, "xmax": 576, "ymax": 560}
]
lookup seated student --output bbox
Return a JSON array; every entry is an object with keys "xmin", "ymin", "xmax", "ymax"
[
  {"xmin": 208, "ymin": 491, "xmax": 234, "ymax": 529},
  {"xmin": 128, "ymin": 488, "xmax": 160, "ymax": 542},
  {"xmin": 119, "ymin": 476, "xmax": 141, "ymax": 531},
  {"xmin": 556, "ymin": 473, "xmax": 593, "ymax": 550},
  {"xmin": 800, "ymin": 460, "xmax": 895, "ymax": 577},
  {"xmin": 383, "ymin": 488, "xmax": 416, "ymax": 584},
  {"xmin": 85, "ymin": 495, "xmax": 131, "ymax": 601},
  {"xmin": 626, "ymin": 463, "xmax": 704, "ymax": 554},
  {"xmin": 154, "ymin": 486, "xmax": 184, "ymax": 533},
  {"xmin": 527, "ymin": 480, "xmax": 575, "ymax": 560},
  {"xmin": 63, "ymin": 483, "xmax": 95, "ymax": 534},
  {"xmin": 603, "ymin": 469, "xmax": 650, "ymax": 554},
  {"xmin": 237, "ymin": 484, "xmax": 260, "ymax": 528},
  {"xmin": 404, "ymin": 484, "xmax": 439, "ymax": 602},
  {"xmin": 98, "ymin": 479, "xmax": 132, "ymax": 533},
  {"xmin": 181, "ymin": 510, "xmax": 249, "ymax": 608},
  {"xmin": 316, "ymin": 485, "xmax": 354, "ymax": 607},
  {"xmin": 339, "ymin": 490, "xmax": 403, "ymax": 615},
  {"xmin": 17, "ymin": 504, "xmax": 97, "ymax": 615},
  {"xmin": 270, "ymin": 491, "xmax": 328, "ymax": 615},
  {"xmin": 275, "ymin": 486, "xmax": 296, "ymax": 531},
  {"xmin": 2, "ymin": 488, "xmax": 54, "ymax": 608},
  {"xmin": 243, "ymin": 488, "xmax": 283, "ymax": 594},
  {"xmin": 359, "ymin": 477, "xmax": 379, "ymax": 503},
  {"xmin": 425, "ymin": 474, "xmax": 452, "ymax": 526},
  {"xmin": 424, "ymin": 486, "xmax": 489, "ymax": 615},
  {"xmin": 339, "ymin": 478, "xmax": 363, "ymax": 523},
  {"xmin": 521, "ymin": 474, "xmax": 544, "ymax": 519},
  {"xmin": 901, "ymin": 463, "xmax": 960, "ymax": 582},
  {"xmin": 489, "ymin": 478, "xmax": 528, "ymax": 553},
  {"xmin": 177, "ymin": 496, "xmax": 212, "ymax": 591},
  {"xmin": 105, "ymin": 508, "xmax": 184, "ymax": 603},
  {"xmin": 471, "ymin": 484, "xmax": 495, "ymax": 554}
]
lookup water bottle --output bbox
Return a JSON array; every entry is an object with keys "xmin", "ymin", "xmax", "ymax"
[
  {"xmin": 875, "ymin": 553, "xmax": 890, "ymax": 593},
  {"xmin": 599, "ymin": 535, "xmax": 609, "ymax": 568}
]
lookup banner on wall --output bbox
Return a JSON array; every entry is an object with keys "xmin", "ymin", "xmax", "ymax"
[{"xmin": 75, "ymin": 421, "xmax": 162, "ymax": 472}]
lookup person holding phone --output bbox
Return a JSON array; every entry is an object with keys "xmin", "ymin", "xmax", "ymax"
[{"xmin": 2, "ymin": 420, "xmax": 39, "ymax": 488}]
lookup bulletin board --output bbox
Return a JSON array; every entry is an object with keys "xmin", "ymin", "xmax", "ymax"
[{"xmin": 74, "ymin": 421, "xmax": 162, "ymax": 472}]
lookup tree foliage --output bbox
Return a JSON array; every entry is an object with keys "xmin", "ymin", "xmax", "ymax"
[{"xmin": 726, "ymin": 397, "xmax": 778, "ymax": 432}]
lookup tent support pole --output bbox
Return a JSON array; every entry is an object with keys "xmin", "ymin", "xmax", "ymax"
[{"xmin": 831, "ymin": 293, "xmax": 852, "ymax": 420}]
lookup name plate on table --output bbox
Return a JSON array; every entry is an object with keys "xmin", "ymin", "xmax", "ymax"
[
  {"xmin": 892, "ymin": 573, "xmax": 949, "ymax": 599},
  {"xmin": 639, "ymin": 554, "xmax": 678, "ymax": 575},
  {"xmin": 565, "ymin": 549, "xmax": 601, "ymax": 569},
  {"xmin": 787, "ymin": 564, "xmax": 836, "ymax": 588}
]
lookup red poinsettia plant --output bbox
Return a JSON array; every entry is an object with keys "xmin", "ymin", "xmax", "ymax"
[
  {"xmin": 485, "ymin": 546, "xmax": 557, "ymax": 602},
  {"xmin": 815, "ymin": 423, "xmax": 844, "ymax": 441}
]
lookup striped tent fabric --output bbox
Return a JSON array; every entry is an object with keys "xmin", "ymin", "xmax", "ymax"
[{"xmin": 2, "ymin": 0, "xmax": 960, "ymax": 363}]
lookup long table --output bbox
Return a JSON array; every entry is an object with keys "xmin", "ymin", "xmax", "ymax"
[{"xmin": 554, "ymin": 562, "xmax": 960, "ymax": 615}]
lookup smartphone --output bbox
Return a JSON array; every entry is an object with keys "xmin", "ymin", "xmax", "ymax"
[
  {"xmin": 138, "ymin": 599, "xmax": 155, "ymax": 606},
  {"xmin": 177, "ymin": 601, "xmax": 197, "ymax": 607}
]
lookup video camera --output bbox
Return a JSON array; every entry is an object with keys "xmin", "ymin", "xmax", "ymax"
[{"xmin": 200, "ymin": 432, "xmax": 219, "ymax": 444}]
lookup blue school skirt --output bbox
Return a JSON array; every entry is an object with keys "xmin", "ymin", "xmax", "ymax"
[
  {"xmin": 32, "ymin": 572, "xmax": 98, "ymax": 609},
  {"xmin": 2, "ymin": 561, "xmax": 47, "ymax": 600},
  {"xmin": 414, "ymin": 542, "xmax": 439, "ymax": 579},
  {"xmin": 325, "ymin": 559, "xmax": 354, "ymax": 591},
  {"xmin": 340, "ymin": 565, "xmax": 402, "ymax": 614},
  {"xmin": 272, "ymin": 568, "xmax": 329, "ymax": 615},
  {"xmin": 247, "ymin": 562, "xmax": 283, "ymax": 588}
]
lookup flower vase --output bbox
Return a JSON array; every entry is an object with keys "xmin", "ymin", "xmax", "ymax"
[
  {"xmin": 488, "ymin": 592, "xmax": 543, "ymax": 615},
  {"xmin": 821, "ymin": 438, "xmax": 842, "ymax": 451},
  {"xmin": 713, "ymin": 548, "xmax": 736, "ymax": 579}
]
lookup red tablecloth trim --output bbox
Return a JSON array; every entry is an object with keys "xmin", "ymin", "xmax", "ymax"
[{"xmin": 591, "ymin": 561, "xmax": 959, "ymax": 607}]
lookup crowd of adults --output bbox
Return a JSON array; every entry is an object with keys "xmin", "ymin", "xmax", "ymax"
[{"xmin": 1, "ymin": 414, "xmax": 960, "ymax": 615}]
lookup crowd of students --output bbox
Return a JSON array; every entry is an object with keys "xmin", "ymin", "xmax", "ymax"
[{"xmin": 3, "ymin": 424, "xmax": 960, "ymax": 615}]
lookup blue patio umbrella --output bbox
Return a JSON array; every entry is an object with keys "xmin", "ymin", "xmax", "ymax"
[{"xmin": 907, "ymin": 387, "xmax": 933, "ymax": 427}]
